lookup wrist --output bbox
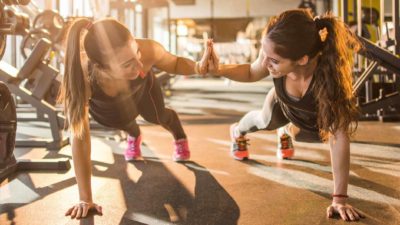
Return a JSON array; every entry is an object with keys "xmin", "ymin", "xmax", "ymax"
[
  {"xmin": 79, "ymin": 198, "xmax": 93, "ymax": 204},
  {"xmin": 332, "ymin": 193, "xmax": 348, "ymax": 204},
  {"xmin": 79, "ymin": 194, "xmax": 93, "ymax": 203},
  {"xmin": 79, "ymin": 200, "xmax": 93, "ymax": 204},
  {"xmin": 332, "ymin": 197, "xmax": 347, "ymax": 204},
  {"xmin": 211, "ymin": 64, "xmax": 222, "ymax": 76},
  {"xmin": 194, "ymin": 61, "xmax": 200, "ymax": 74}
]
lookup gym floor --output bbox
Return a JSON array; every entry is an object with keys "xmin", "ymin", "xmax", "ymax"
[{"xmin": 1, "ymin": 78, "xmax": 399, "ymax": 225}]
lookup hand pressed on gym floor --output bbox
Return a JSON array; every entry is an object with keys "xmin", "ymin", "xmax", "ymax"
[
  {"xmin": 65, "ymin": 201, "xmax": 103, "ymax": 219},
  {"xmin": 326, "ymin": 202, "xmax": 365, "ymax": 221}
]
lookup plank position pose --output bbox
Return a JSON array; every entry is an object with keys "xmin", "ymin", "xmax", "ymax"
[
  {"xmin": 206, "ymin": 9, "xmax": 365, "ymax": 222},
  {"xmin": 59, "ymin": 18, "xmax": 212, "ymax": 219}
]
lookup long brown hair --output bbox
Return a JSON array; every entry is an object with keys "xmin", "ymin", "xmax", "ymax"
[
  {"xmin": 265, "ymin": 9, "xmax": 361, "ymax": 140},
  {"xmin": 58, "ymin": 18, "xmax": 131, "ymax": 138}
]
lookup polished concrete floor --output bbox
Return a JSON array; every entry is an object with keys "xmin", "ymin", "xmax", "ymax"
[{"xmin": 1, "ymin": 78, "xmax": 399, "ymax": 225}]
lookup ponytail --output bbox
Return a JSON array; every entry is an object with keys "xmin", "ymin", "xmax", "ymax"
[
  {"xmin": 312, "ymin": 13, "xmax": 361, "ymax": 141},
  {"xmin": 58, "ymin": 18, "xmax": 92, "ymax": 138}
]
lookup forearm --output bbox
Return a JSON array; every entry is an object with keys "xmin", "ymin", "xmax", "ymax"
[
  {"xmin": 173, "ymin": 57, "xmax": 197, "ymax": 75},
  {"xmin": 212, "ymin": 64, "xmax": 255, "ymax": 82},
  {"xmin": 71, "ymin": 128, "xmax": 92, "ymax": 202},
  {"xmin": 329, "ymin": 130, "xmax": 350, "ymax": 202}
]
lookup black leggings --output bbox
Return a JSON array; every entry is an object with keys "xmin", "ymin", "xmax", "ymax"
[
  {"xmin": 92, "ymin": 73, "xmax": 186, "ymax": 140},
  {"xmin": 237, "ymin": 87, "xmax": 321, "ymax": 143}
]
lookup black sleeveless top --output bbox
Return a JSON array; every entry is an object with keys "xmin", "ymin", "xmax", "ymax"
[
  {"xmin": 88, "ymin": 71, "xmax": 150, "ymax": 128},
  {"xmin": 273, "ymin": 76, "xmax": 319, "ymax": 133}
]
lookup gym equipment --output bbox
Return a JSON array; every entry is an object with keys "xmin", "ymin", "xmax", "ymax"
[
  {"xmin": 354, "ymin": 37, "xmax": 400, "ymax": 121},
  {"xmin": 0, "ymin": 81, "xmax": 70, "ymax": 183},
  {"xmin": 0, "ymin": 0, "xmax": 69, "ymax": 150},
  {"xmin": 0, "ymin": 34, "xmax": 5, "ymax": 59},
  {"xmin": 0, "ymin": 38, "xmax": 69, "ymax": 149},
  {"xmin": 20, "ymin": 28, "xmax": 51, "ymax": 59},
  {"xmin": 0, "ymin": 0, "xmax": 70, "ymax": 184},
  {"xmin": 32, "ymin": 10, "xmax": 64, "ymax": 43},
  {"xmin": 0, "ymin": 81, "xmax": 17, "ymax": 177},
  {"xmin": 21, "ymin": 10, "xmax": 65, "ymax": 59},
  {"xmin": 0, "ymin": 0, "xmax": 31, "ymax": 58},
  {"xmin": 341, "ymin": 0, "xmax": 400, "ymax": 121}
]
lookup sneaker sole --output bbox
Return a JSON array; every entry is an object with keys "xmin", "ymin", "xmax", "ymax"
[
  {"xmin": 230, "ymin": 151, "xmax": 249, "ymax": 161},
  {"xmin": 173, "ymin": 158, "xmax": 190, "ymax": 162},
  {"xmin": 276, "ymin": 149, "xmax": 294, "ymax": 160},
  {"xmin": 233, "ymin": 156, "xmax": 248, "ymax": 161},
  {"xmin": 125, "ymin": 156, "xmax": 144, "ymax": 161}
]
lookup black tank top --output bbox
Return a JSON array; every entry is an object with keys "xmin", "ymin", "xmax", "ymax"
[
  {"xmin": 273, "ymin": 76, "xmax": 319, "ymax": 133},
  {"xmin": 88, "ymin": 71, "xmax": 150, "ymax": 127}
]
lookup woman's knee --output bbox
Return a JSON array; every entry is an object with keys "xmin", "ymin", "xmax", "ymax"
[
  {"xmin": 286, "ymin": 124, "xmax": 321, "ymax": 143},
  {"xmin": 142, "ymin": 108, "xmax": 178, "ymax": 125}
]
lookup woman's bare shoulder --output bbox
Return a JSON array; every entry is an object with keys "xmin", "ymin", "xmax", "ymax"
[
  {"xmin": 136, "ymin": 39, "xmax": 163, "ymax": 50},
  {"xmin": 136, "ymin": 39, "xmax": 166, "ymax": 62}
]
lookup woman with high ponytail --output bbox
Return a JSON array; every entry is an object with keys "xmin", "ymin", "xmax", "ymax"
[
  {"xmin": 59, "ymin": 18, "xmax": 212, "ymax": 219},
  {"xmin": 207, "ymin": 9, "xmax": 364, "ymax": 221}
]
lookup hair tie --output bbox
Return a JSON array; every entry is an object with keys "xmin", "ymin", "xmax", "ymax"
[
  {"xmin": 313, "ymin": 16, "xmax": 328, "ymax": 43},
  {"xmin": 319, "ymin": 27, "xmax": 328, "ymax": 42}
]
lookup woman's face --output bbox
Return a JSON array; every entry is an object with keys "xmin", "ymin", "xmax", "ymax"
[
  {"xmin": 261, "ymin": 37, "xmax": 297, "ymax": 78},
  {"xmin": 104, "ymin": 39, "xmax": 144, "ymax": 80}
]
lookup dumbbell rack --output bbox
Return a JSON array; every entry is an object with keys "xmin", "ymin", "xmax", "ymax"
[{"xmin": 0, "ymin": 38, "xmax": 69, "ymax": 150}]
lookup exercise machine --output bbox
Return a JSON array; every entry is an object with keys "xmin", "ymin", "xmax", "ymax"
[
  {"xmin": 354, "ymin": 37, "xmax": 400, "ymax": 121},
  {"xmin": 0, "ymin": 0, "xmax": 70, "ymax": 183},
  {"xmin": 342, "ymin": 0, "xmax": 400, "ymax": 121},
  {"xmin": 1, "ymin": 0, "xmax": 68, "ymax": 149}
]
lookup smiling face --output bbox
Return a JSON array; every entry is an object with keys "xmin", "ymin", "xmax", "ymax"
[
  {"xmin": 102, "ymin": 39, "xmax": 144, "ymax": 80},
  {"xmin": 261, "ymin": 37, "xmax": 298, "ymax": 78}
]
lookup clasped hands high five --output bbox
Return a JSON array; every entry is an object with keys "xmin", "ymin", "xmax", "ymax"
[{"xmin": 196, "ymin": 39, "xmax": 220, "ymax": 75}]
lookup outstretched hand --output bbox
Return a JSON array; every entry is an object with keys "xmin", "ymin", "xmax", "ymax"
[
  {"xmin": 206, "ymin": 40, "xmax": 219, "ymax": 74},
  {"xmin": 327, "ymin": 202, "xmax": 365, "ymax": 221},
  {"xmin": 197, "ymin": 39, "xmax": 219, "ymax": 75},
  {"xmin": 65, "ymin": 201, "xmax": 103, "ymax": 219}
]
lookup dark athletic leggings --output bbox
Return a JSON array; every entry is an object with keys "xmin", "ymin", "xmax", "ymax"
[
  {"xmin": 235, "ymin": 87, "xmax": 321, "ymax": 143},
  {"xmin": 94, "ymin": 73, "xmax": 186, "ymax": 140}
]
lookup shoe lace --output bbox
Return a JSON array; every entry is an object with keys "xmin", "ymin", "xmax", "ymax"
[
  {"xmin": 280, "ymin": 134, "xmax": 293, "ymax": 149},
  {"xmin": 176, "ymin": 141, "xmax": 187, "ymax": 154},
  {"xmin": 127, "ymin": 138, "xmax": 140, "ymax": 152},
  {"xmin": 235, "ymin": 136, "xmax": 250, "ymax": 151}
]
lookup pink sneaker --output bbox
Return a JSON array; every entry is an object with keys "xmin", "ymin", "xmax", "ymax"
[
  {"xmin": 124, "ymin": 135, "xmax": 142, "ymax": 161},
  {"xmin": 173, "ymin": 139, "xmax": 190, "ymax": 161}
]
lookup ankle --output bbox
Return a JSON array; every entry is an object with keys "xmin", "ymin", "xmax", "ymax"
[
  {"xmin": 127, "ymin": 135, "xmax": 141, "ymax": 142},
  {"xmin": 173, "ymin": 138, "xmax": 190, "ymax": 161},
  {"xmin": 174, "ymin": 138, "xmax": 187, "ymax": 143}
]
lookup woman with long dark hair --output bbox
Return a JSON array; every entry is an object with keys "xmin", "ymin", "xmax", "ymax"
[{"xmin": 207, "ymin": 9, "xmax": 364, "ymax": 221}]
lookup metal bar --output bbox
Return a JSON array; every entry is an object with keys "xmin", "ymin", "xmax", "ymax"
[
  {"xmin": 358, "ymin": 37, "xmax": 400, "ymax": 73},
  {"xmin": 353, "ymin": 60, "xmax": 379, "ymax": 94},
  {"xmin": 360, "ymin": 91, "xmax": 400, "ymax": 114},
  {"xmin": 380, "ymin": 0, "xmax": 384, "ymax": 32},
  {"xmin": 357, "ymin": 0, "xmax": 362, "ymax": 37},
  {"xmin": 353, "ymin": 0, "xmax": 357, "ymax": 23},
  {"xmin": 341, "ymin": 0, "xmax": 349, "ymax": 24},
  {"xmin": 393, "ymin": 0, "xmax": 400, "ymax": 54}
]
